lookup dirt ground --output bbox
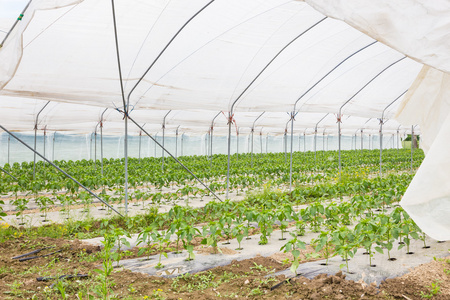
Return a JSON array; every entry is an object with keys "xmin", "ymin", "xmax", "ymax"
[{"xmin": 1, "ymin": 236, "xmax": 449, "ymax": 299}]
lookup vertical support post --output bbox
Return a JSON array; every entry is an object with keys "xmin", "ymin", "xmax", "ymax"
[
  {"xmin": 124, "ymin": 113, "xmax": 129, "ymax": 215},
  {"xmin": 181, "ymin": 133, "xmax": 184, "ymax": 157},
  {"xmin": 33, "ymin": 101, "xmax": 53, "ymax": 179},
  {"xmin": 89, "ymin": 133, "xmax": 93, "ymax": 161},
  {"xmin": 209, "ymin": 127, "xmax": 213, "ymax": 165},
  {"xmin": 99, "ymin": 108, "xmax": 107, "ymax": 177},
  {"xmin": 360, "ymin": 129, "xmax": 363, "ymax": 151},
  {"xmin": 100, "ymin": 121, "xmax": 104, "ymax": 176},
  {"xmin": 337, "ymin": 114, "xmax": 342, "ymax": 180},
  {"xmin": 94, "ymin": 131, "xmax": 97, "ymax": 168},
  {"xmin": 251, "ymin": 128, "xmax": 254, "ymax": 168},
  {"xmin": 209, "ymin": 111, "xmax": 221, "ymax": 166},
  {"xmin": 289, "ymin": 112, "xmax": 295, "ymax": 191},
  {"xmin": 43, "ymin": 128, "xmax": 47, "ymax": 157},
  {"xmin": 379, "ymin": 119, "xmax": 383, "ymax": 176},
  {"xmin": 314, "ymin": 129, "xmax": 317, "ymax": 162},
  {"xmin": 236, "ymin": 129, "xmax": 239, "ymax": 160},
  {"xmin": 33, "ymin": 124, "xmax": 37, "ymax": 179},
  {"xmin": 303, "ymin": 132, "xmax": 306, "ymax": 152},
  {"xmin": 162, "ymin": 110, "xmax": 171, "ymax": 172},
  {"xmin": 139, "ymin": 131, "xmax": 142, "ymax": 162},
  {"xmin": 266, "ymin": 133, "xmax": 269, "ymax": 153},
  {"xmin": 284, "ymin": 129, "xmax": 287, "ymax": 163},
  {"xmin": 7, "ymin": 135, "xmax": 10, "ymax": 164},
  {"xmin": 322, "ymin": 130, "xmax": 326, "ymax": 155},
  {"xmin": 52, "ymin": 132, "xmax": 56, "ymax": 162},
  {"xmin": 251, "ymin": 111, "xmax": 265, "ymax": 168},
  {"xmin": 206, "ymin": 133, "xmax": 209, "ymax": 157},
  {"xmin": 175, "ymin": 126, "xmax": 180, "ymax": 158},
  {"xmin": 226, "ymin": 112, "xmax": 232, "ymax": 199},
  {"xmin": 154, "ymin": 133, "xmax": 158, "ymax": 157},
  {"xmin": 260, "ymin": 131, "xmax": 263, "ymax": 154}
]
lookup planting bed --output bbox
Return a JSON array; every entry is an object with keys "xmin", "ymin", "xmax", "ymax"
[{"xmin": 2, "ymin": 149, "xmax": 450, "ymax": 299}]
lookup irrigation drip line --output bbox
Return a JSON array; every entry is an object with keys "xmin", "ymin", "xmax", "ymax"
[
  {"xmin": 12, "ymin": 247, "xmax": 54, "ymax": 260},
  {"xmin": 0, "ymin": 165, "xmax": 18, "ymax": 181},
  {"xmin": 19, "ymin": 249, "xmax": 62, "ymax": 262},
  {"xmin": 37, "ymin": 274, "xmax": 89, "ymax": 282},
  {"xmin": 127, "ymin": 115, "xmax": 223, "ymax": 202},
  {"xmin": 0, "ymin": 124, "xmax": 124, "ymax": 218}
]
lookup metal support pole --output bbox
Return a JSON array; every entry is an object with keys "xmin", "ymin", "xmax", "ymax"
[
  {"xmin": 7, "ymin": 135, "xmax": 10, "ymax": 164},
  {"xmin": 303, "ymin": 131, "xmax": 306, "ymax": 152},
  {"xmin": 209, "ymin": 112, "xmax": 221, "ymax": 166},
  {"xmin": 251, "ymin": 128, "xmax": 254, "ymax": 167},
  {"xmin": 314, "ymin": 129, "xmax": 317, "ymax": 161},
  {"xmin": 154, "ymin": 133, "xmax": 158, "ymax": 157},
  {"xmin": 0, "ymin": 0, "xmax": 32, "ymax": 47},
  {"xmin": 251, "ymin": 111, "xmax": 265, "ymax": 168},
  {"xmin": 181, "ymin": 133, "xmax": 184, "ymax": 157},
  {"xmin": 139, "ymin": 132, "xmax": 142, "ymax": 162},
  {"xmin": 289, "ymin": 111, "xmax": 296, "ymax": 191},
  {"xmin": 360, "ymin": 129, "xmax": 363, "ymax": 151},
  {"xmin": 175, "ymin": 125, "xmax": 180, "ymax": 158},
  {"xmin": 162, "ymin": 110, "xmax": 172, "ymax": 172},
  {"xmin": 89, "ymin": 133, "xmax": 93, "ymax": 161},
  {"xmin": 124, "ymin": 114, "xmax": 128, "ymax": 214},
  {"xmin": 52, "ymin": 132, "xmax": 56, "ymax": 162},
  {"xmin": 0, "ymin": 165, "xmax": 17, "ymax": 181},
  {"xmin": 33, "ymin": 101, "xmax": 50, "ymax": 180},
  {"xmin": 322, "ymin": 130, "xmax": 326, "ymax": 155},
  {"xmin": 379, "ymin": 90, "xmax": 406, "ymax": 177},
  {"xmin": 260, "ymin": 131, "xmax": 263, "ymax": 154},
  {"xmin": 100, "ymin": 108, "xmax": 107, "ymax": 177},
  {"xmin": 226, "ymin": 113, "xmax": 232, "ymax": 199},
  {"xmin": 94, "ymin": 131, "xmax": 97, "ymax": 168},
  {"xmin": 379, "ymin": 120, "xmax": 383, "ymax": 176},
  {"xmin": 266, "ymin": 133, "xmax": 269, "ymax": 153},
  {"xmin": 236, "ymin": 128, "xmax": 239, "ymax": 160},
  {"xmin": 43, "ymin": 128, "xmax": 47, "ymax": 157},
  {"xmin": 313, "ymin": 113, "xmax": 328, "ymax": 163},
  {"xmin": 338, "ymin": 116, "xmax": 342, "ymax": 179}
]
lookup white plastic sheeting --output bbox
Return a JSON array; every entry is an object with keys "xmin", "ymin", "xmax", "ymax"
[
  {"xmin": 0, "ymin": 0, "xmax": 447, "ymax": 238},
  {"xmin": 302, "ymin": 0, "xmax": 450, "ymax": 241}
]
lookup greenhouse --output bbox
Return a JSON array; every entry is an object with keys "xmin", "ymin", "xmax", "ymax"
[{"xmin": 0, "ymin": 0, "xmax": 449, "ymax": 299}]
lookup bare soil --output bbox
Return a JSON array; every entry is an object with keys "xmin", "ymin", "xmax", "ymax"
[{"xmin": 0, "ymin": 236, "xmax": 449, "ymax": 299}]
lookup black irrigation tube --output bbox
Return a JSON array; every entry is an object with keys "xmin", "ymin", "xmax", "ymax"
[
  {"xmin": 0, "ymin": 124, "xmax": 124, "ymax": 217},
  {"xmin": 37, "ymin": 274, "xmax": 89, "ymax": 282},
  {"xmin": 127, "ymin": 115, "xmax": 223, "ymax": 202},
  {"xmin": 12, "ymin": 247, "xmax": 54, "ymax": 260},
  {"xmin": 19, "ymin": 249, "xmax": 62, "ymax": 262}
]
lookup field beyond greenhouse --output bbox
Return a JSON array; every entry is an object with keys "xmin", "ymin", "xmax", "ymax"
[{"xmin": 1, "ymin": 149, "xmax": 449, "ymax": 299}]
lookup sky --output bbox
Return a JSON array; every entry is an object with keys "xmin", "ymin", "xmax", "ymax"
[{"xmin": 0, "ymin": 0, "xmax": 29, "ymax": 33}]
